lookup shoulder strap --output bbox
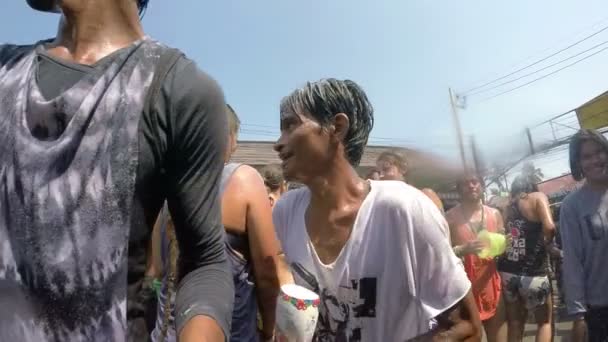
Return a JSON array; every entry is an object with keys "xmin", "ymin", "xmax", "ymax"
[
  {"xmin": 219, "ymin": 163, "xmax": 243, "ymax": 196},
  {"xmin": 483, "ymin": 205, "xmax": 497, "ymax": 232}
]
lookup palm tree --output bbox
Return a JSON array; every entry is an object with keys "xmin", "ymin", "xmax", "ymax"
[{"xmin": 522, "ymin": 162, "xmax": 544, "ymax": 183}]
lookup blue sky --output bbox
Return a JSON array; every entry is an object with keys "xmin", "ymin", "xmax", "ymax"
[{"xmin": 3, "ymin": 0, "xmax": 608, "ymax": 180}]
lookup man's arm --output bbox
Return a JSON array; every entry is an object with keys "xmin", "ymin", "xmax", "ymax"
[
  {"xmin": 559, "ymin": 201, "xmax": 587, "ymax": 316},
  {"xmin": 162, "ymin": 58, "xmax": 233, "ymax": 342},
  {"xmin": 145, "ymin": 211, "xmax": 165, "ymax": 279},
  {"xmin": 434, "ymin": 290, "xmax": 481, "ymax": 341},
  {"xmin": 233, "ymin": 165, "xmax": 282, "ymax": 339}
]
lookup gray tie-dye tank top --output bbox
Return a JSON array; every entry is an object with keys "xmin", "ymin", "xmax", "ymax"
[{"xmin": 0, "ymin": 38, "xmax": 167, "ymax": 341}]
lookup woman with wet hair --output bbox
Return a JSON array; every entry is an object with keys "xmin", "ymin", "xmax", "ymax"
[{"xmin": 497, "ymin": 175, "xmax": 555, "ymax": 342}]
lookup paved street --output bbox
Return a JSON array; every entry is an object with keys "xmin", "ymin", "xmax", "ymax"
[
  {"xmin": 523, "ymin": 320, "xmax": 573, "ymax": 342},
  {"xmin": 488, "ymin": 280, "xmax": 579, "ymax": 342}
]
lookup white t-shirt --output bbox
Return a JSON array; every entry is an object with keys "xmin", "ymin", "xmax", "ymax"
[{"xmin": 273, "ymin": 180, "xmax": 471, "ymax": 341}]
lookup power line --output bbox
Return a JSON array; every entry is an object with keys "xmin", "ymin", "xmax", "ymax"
[
  {"xmin": 239, "ymin": 123, "xmax": 459, "ymax": 148},
  {"xmin": 478, "ymin": 46, "xmax": 608, "ymax": 103},
  {"xmin": 462, "ymin": 22, "xmax": 608, "ymax": 95},
  {"xmin": 468, "ymin": 39, "xmax": 608, "ymax": 97}
]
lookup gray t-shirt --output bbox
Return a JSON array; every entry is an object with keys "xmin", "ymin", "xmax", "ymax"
[{"xmin": 560, "ymin": 185, "xmax": 608, "ymax": 314}]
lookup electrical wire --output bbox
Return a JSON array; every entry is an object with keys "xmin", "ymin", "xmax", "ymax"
[
  {"xmin": 478, "ymin": 46, "xmax": 608, "ymax": 103},
  {"xmin": 462, "ymin": 21, "xmax": 608, "ymax": 95},
  {"xmin": 468, "ymin": 39, "xmax": 608, "ymax": 97}
]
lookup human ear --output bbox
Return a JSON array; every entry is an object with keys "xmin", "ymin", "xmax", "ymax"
[{"xmin": 331, "ymin": 113, "xmax": 349, "ymax": 142}]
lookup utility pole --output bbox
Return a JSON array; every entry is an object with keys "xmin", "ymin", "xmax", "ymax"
[
  {"xmin": 470, "ymin": 135, "xmax": 482, "ymax": 175},
  {"xmin": 449, "ymin": 88, "xmax": 467, "ymax": 171},
  {"xmin": 525, "ymin": 127, "xmax": 536, "ymax": 155}
]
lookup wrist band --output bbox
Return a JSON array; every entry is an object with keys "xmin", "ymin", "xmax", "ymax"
[{"xmin": 151, "ymin": 279, "xmax": 162, "ymax": 296}]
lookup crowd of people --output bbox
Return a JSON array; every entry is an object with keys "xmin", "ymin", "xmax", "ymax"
[{"xmin": 0, "ymin": 1, "xmax": 607, "ymax": 341}]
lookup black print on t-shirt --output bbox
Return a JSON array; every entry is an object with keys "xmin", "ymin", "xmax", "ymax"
[{"xmin": 291, "ymin": 263, "xmax": 377, "ymax": 342}]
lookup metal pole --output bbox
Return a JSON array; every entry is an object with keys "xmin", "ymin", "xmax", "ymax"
[
  {"xmin": 449, "ymin": 88, "xmax": 467, "ymax": 170},
  {"xmin": 471, "ymin": 135, "xmax": 482, "ymax": 175},
  {"xmin": 549, "ymin": 121, "xmax": 557, "ymax": 141},
  {"xmin": 526, "ymin": 127, "xmax": 536, "ymax": 155}
]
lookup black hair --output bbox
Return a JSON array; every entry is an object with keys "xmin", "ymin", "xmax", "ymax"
[
  {"xmin": 280, "ymin": 78, "xmax": 374, "ymax": 167},
  {"xmin": 137, "ymin": 0, "xmax": 149, "ymax": 16},
  {"xmin": 569, "ymin": 129, "xmax": 608, "ymax": 181},
  {"xmin": 510, "ymin": 175, "xmax": 539, "ymax": 197}
]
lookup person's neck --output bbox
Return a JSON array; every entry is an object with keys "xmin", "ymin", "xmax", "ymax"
[
  {"xmin": 307, "ymin": 160, "xmax": 369, "ymax": 212},
  {"xmin": 50, "ymin": 1, "xmax": 144, "ymax": 65},
  {"xmin": 585, "ymin": 178, "xmax": 608, "ymax": 192},
  {"xmin": 461, "ymin": 199, "xmax": 482, "ymax": 214}
]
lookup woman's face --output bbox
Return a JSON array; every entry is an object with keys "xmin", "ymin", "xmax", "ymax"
[{"xmin": 580, "ymin": 140, "xmax": 608, "ymax": 183}]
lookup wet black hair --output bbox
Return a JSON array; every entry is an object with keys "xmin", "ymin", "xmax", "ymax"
[
  {"xmin": 280, "ymin": 78, "xmax": 374, "ymax": 167},
  {"xmin": 27, "ymin": 0, "xmax": 150, "ymax": 16},
  {"xmin": 569, "ymin": 129, "xmax": 608, "ymax": 181},
  {"xmin": 137, "ymin": 0, "xmax": 149, "ymax": 16},
  {"xmin": 510, "ymin": 175, "xmax": 539, "ymax": 197}
]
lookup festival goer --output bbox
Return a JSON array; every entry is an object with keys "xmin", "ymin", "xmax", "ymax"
[
  {"xmin": 560, "ymin": 129, "xmax": 608, "ymax": 341},
  {"xmin": 0, "ymin": 1, "xmax": 233, "ymax": 341},
  {"xmin": 273, "ymin": 78, "xmax": 481, "ymax": 341},
  {"xmin": 497, "ymin": 175, "xmax": 554, "ymax": 342},
  {"xmin": 365, "ymin": 169, "xmax": 380, "ymax": 180},
  {"xmin": 447, "ymin": 173, "xmax": 507, "ymax": 342},
  {"xmin": 151, "ymin": 105, "xmax": 283, "ymax": 342},
  {"xmin": 259, "ymin": 164, "xmax": 288, "ymax": 208},
  {"xmin": 376, "ymin": 149, "xmax": 445, "ymax": 213}
]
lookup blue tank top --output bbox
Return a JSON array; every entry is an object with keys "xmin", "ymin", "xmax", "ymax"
[{"xmin": 152, "ymin": 163, "xmax": 258, "ymax": 342}]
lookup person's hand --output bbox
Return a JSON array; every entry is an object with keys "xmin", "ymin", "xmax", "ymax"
[
  {"xmin": 462, "ymin": 240, "xmax": 485, "ymax": 256},
  {"xmin": 258, "ymin": 328, "xmax": 275, "ymax": 342},
  {"xmin": 548, "ymin": 244, "xmax": 563, "ymax": 259}
]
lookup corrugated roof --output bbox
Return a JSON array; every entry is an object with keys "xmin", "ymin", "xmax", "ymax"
[{"xmin": 537, "ymin": 174, "xmax": 582, "ymax": 198}]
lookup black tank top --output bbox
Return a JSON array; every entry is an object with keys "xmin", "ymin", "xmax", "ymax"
[{"xmin": 498, "ymin": 199, "xmax": 548, "ymax": 277}]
